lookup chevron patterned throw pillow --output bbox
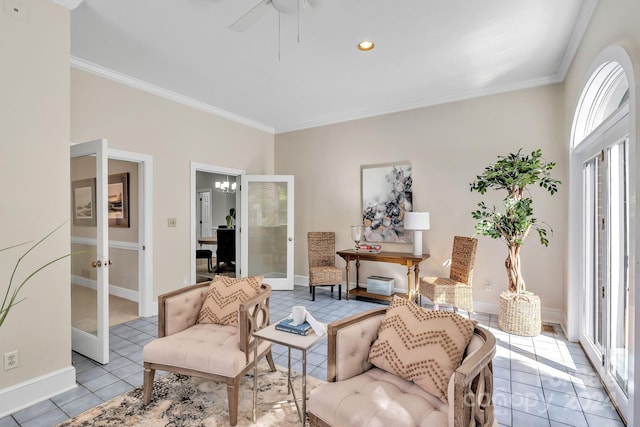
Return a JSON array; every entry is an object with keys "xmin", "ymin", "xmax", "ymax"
[
  {"xmin": 368, "ymin": 295, "xmax": 476, "ymax": 402},
  {"xmin": 197, "ymin": 276, "xmax": 262, "ymax": 326}
]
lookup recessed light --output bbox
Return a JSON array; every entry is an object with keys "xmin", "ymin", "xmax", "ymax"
[{"xmin": 357, "ymin": 40, "xmax": 375, "ymax": 51}]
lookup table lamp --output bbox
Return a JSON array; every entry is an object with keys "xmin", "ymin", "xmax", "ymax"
[{"xmin": 404, "ymin": 212, "xmax": 430, "ymax": 256}]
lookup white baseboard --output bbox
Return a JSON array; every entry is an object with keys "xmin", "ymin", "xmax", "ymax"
[
  {"xmin": 71, "ymin": 275, "xmax": 139, "ymax": 302},
  {"xmin": 0, "ymin": 366, "xmax": 76, "ymax": 418}
]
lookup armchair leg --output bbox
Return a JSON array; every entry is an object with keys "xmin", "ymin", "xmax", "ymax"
[
  {"xmin": 227, "ymin": 378, "xmax": 240, "ymax": 426},
  {"xmin": 331, "ymin": 285, "xmax": 334, "ymax": 294},
  {"xmin": 338, "ymin": 284, "xmax": 342, "ymax": 300},
  {"xmin": 265, "ymin": 349, "xmax": 276, "ymax": 372},
  {"xmin": 312, "ymin": 286, "xmax": 316, "ymax": 301},
  {"xmin": 143, "ymin": 365, "xmax": 155, "ymax": 405}
]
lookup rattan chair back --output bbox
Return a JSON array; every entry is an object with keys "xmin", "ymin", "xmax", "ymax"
[
  {"xmin": 449, "ymin": 236, "xmax": 478, "ymax": 285},
  {"xmin": 307, "ymin": 232, "xmax": 337, "ymax": 268}
]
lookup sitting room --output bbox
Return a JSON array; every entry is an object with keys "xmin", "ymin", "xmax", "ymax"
[{"xmin": 0, "ymin": 0, "xmax": 637, "ymax": 426}]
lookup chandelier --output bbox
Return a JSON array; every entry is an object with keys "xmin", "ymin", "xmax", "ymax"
[{"xmin": 215, "ymin": 177, "xmax": 236, "ymax": 194}]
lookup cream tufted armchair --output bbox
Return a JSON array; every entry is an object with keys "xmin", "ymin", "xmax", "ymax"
[
  {"xmin": 142, "ymin": 281, "xmax": 275, "ymax": 426},
  {"xmin": 308, "ymin": 307, "xmax": 497, "ymax": 427}
]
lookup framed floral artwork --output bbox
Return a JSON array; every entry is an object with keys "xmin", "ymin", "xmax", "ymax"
[{"xmin": 361, "ymin": 162, "xmax": 413, "ymax": 243}]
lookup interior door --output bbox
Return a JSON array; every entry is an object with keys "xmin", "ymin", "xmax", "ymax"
[
  {"xmin": 239, "ymin": 175, "xmax": 294, "ymax": 290},
  {"xmin": 70, "ymin": 139, "xmax": 110, "ymax": 364}
]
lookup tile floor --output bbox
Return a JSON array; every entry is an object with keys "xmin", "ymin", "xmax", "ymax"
[{"xmin": 1, "ymin": 285, "xmax": 626, "ymax": 427}]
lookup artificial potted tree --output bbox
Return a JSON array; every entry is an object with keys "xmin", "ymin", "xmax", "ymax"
[{"xmin": 470, "ymin": 149, "xmax": 560, "ymax": 336}]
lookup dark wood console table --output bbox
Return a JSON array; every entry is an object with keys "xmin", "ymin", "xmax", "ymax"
[{"xmin": 336, "ymin": 249, "xmax": 429, "ymax": 302}]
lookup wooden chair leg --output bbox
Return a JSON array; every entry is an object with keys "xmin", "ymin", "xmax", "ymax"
[
  {"xmin": 265, "ymin": 349, "xmax": 276, "ymax": 372},
  {"xmin": 143, "ymin": 365, "xmax": 155, "ymax": 405},
  {"xmin": 227, "ymin": 377, "xmax": 240, "ymax": 426}
]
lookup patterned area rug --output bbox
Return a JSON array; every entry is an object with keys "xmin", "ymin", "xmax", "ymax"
[{"xmin": 57, "ymin": 362, "xmax": 323, "ymax": 426}]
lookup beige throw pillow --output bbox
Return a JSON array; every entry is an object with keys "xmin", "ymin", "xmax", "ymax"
[
  {"xmin": 368, "ymin": 296, "xmax": 476, "ymax": 402},
  {"xmin": 197, "ymin": 276, "xmax": 262, "ymax": 326}
]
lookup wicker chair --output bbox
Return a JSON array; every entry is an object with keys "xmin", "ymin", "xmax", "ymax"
[
  {"xmin": 307, "ymin": 232, "xmax": 342, "ymax": 301},
  {"xmin": 419, "ymin": 236, "xmax": 478, "ymax": 316}
]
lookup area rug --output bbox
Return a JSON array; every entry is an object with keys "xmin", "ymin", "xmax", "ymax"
[{"xmin": 57, "ymin": 362, "xmax": 323, "ymax": 426}]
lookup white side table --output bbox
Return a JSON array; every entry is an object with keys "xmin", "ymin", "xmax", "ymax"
[{"xmin": 252, "ymin": 322, "xmax": 325, "ymax": 425}]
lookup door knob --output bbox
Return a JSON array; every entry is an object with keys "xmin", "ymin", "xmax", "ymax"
[{"xmin": 91, "ymin": 260, "xmax": 102, "ymax": 268}]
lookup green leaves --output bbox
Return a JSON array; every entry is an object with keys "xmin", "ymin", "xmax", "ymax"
[
  {"xmin": 1, "ymin": 222, "xmax": 73, "ymax": 329},
  {"xmin": 469, "ymin": 149, "xmax": 560, "ymax": 293}
]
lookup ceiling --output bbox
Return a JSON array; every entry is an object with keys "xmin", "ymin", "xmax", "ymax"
[{"xmin": 70, "ymin": 0, "xmax": 597, "ymax": 134}]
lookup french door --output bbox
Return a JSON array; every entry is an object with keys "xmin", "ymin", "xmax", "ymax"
[
  {"xmin": 580, "ymin": 114, "xmax": 630, "ymax": 418},
  {"xmin": 70, "ymin": 139, "xmax": 110, "ymax": 364},
  {"xmin": 239, "ymin": 175, "xmax": 294, "ymax": 290}
]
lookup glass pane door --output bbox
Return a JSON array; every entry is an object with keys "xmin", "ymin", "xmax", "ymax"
[
  {"xmin": 70, "ymin": 139, "xmax": 110, "ymax": 364},
  {"xmin": 582, "ymin": 156, "xmax": 603, "ymax": 354},
  {"xmin": 240, "ymin": 175, "xmax": 294, "ymax": 290},
  {"xmin": 606, "ymin": 140, "xmax": 629, "ymax": 397}
]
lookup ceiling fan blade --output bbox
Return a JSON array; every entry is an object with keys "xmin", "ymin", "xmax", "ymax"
[{"xmin": 229, "ymin": 0, "xmax": 272, "ymax": 32}]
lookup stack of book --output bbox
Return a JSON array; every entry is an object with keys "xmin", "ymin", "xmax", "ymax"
[
  {"xmin": 357, "ymin": 244, "xmax": 382, "ymax": 253},
  {"xmin": 275, "ymin": 318, "xmax": 313, "ymax": 336}
]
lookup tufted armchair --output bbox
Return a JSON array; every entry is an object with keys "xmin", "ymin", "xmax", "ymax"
[
  {"xmin": 142, "ymin": 281, "xmax": 275, "ymax": 426},
  {"xmin": 308, "ymin": 307, "xmax": 497, "ymax": 427}
]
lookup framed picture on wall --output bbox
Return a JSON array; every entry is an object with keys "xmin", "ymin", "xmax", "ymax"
[
  {"xmin": 108, "ymin": 172, "xmax": 130, "ymax": 228},
  {"xmin": 361, "ymin": 162, "xmax": 413, "ymax": 243},
  {"xmin": 72, "ymin": 178, "xmax": 97, "ymax": 226}
]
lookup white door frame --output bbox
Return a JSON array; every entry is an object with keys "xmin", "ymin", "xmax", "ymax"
[
  {"xmin": 190, "ymin": 162, "xmax": 245, "ymax": 283},
  {"xmin": 109, "ymin": 149, "xmax": 154, "ymax": 317}
]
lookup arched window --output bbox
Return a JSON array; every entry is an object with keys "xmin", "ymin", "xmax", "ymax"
[
  {"xmin": 572, "ymin": 61, "xmax": 628, "ymax": 145},
  {"xmin": 569, "ymin": 48, "xmax": 634, "ymax": 423}
]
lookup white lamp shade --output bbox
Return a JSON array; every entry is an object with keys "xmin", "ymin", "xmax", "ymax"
[{"xmin": 404, "ymin": 212, "xmax": 430, "ymax": 230}]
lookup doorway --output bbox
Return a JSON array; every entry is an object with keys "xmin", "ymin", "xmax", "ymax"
[{"xmin": 191, "ymin": 162, "xmax": 244, "ymax": 283}]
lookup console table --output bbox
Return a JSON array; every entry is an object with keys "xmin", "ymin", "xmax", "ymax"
[{"xmin": 336, "ymin": 249, "xmax": 429, "ymax": 302}]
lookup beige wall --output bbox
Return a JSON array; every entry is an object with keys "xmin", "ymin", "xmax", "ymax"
[
  {"xmin": 276, "ymin": 84, "xmax": 567, "ymax": 316},
  {"xmin": 0, "ymin": 0, "xmax": 71, "ymax": 389},
  {"xmin": 71, "ymin": 69, "xmax": 274, "ymax": 298}
]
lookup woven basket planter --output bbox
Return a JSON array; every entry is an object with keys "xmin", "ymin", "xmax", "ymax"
[{"xmin": 498, "ymin": 291, "xmax": 541, "ymax": 336}]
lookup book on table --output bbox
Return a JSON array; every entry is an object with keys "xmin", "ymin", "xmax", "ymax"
[{"xmin": 275, "ymin": 318, "xmax": 312, "ymax": 336}]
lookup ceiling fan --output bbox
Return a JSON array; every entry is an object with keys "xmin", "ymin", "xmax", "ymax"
[{"xmin": 229, "ymin": 0, "xmax": 319, "ymax": 32}]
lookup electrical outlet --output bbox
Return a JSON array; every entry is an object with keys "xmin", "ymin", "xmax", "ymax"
[
  {"xmin": 4, "ymin": 351, "xmax": 18, "ymax": 370},
  {"xmin": 167, "ymin": 218, "xmax": 177, "ymax": 227}
]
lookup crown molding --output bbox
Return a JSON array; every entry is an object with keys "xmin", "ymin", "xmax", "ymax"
[
  {"xmin": 70, "ymin": 57, "xmax": 275, "ymax": 134},
  {"xmin": 556, "ymin": 0, "xmax": 600, "ymax": 79},
  {"xmin": 51, "ymin": 0, "xmax": 84, "ymax": 10}
]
